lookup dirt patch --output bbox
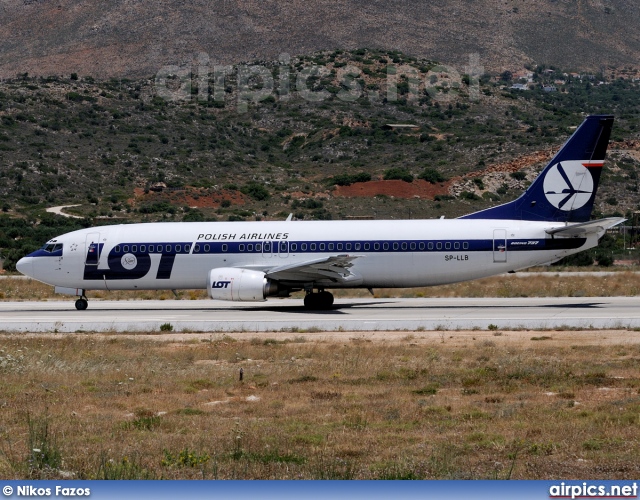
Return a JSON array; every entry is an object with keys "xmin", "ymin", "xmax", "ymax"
[
  {"xmin": 180, "ymin": 190, "xmax": 247, "ymax": 209},
  {"xmin": 334, "ymin": 150, "xmax": 553, "ymax": 200},
  {"xmin": 334, "ymin": 179, "xmax": 450, "ymax": 199}
]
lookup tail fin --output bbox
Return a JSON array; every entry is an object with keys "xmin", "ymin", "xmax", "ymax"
[{"xmin": 460, "ymin": 115, "xmax": 614, "ymax": 222}]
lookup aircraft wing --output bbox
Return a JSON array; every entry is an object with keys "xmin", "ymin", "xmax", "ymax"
[
  {"xmin": 545, "ymin": 217, "xmax": 625, "ymax": 237},
  {"xmin": 264, "ymin": 254, "xmax": 363, "ymax": 284}
]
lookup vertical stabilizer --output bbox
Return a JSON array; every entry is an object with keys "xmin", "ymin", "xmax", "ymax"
[{"xmin": 460, "ymin": 115, "xmax": 614, "ymax": 222}]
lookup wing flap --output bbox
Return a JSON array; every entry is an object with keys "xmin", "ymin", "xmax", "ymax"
[{"xmin": 265, "ymin": 254, "xmax": 363, "ymax": 284}]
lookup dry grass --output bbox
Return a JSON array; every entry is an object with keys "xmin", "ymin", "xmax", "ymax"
[
  {"xmin": 371, "ymin": 271, "xmax": 640, "ymax": 299},
  {"xmin": 2, "ymin": 270, "xmax": 640, "ymax": 302},
  {"xmin": 0, "ymin": 279, "xmax": 201, "ymax": 301},
  {"xmin": 0, "ymin": 332, "xmax": 639, "ymax": 479}
]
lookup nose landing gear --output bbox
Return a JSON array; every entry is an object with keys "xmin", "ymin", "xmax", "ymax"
[
  {"xmin": 75, "ymin": 292, "xmax": 88, "ymax": 311},
  {"xmin": 303, "ymin": 290, "xmax": 334, "ymax": 310}
]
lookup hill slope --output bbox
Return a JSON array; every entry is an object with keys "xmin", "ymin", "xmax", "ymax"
[
  {"xmin": 1, "ymin": 48, "xmax": 640, "ymax": 271},
  {"xmin": 1, "ymin": 0, "xmax": 640, "ymax": 78}
]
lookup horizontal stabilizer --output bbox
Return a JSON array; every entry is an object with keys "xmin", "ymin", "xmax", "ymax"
[{"xmin": 545, "ymin": 217, "xmax": 625, "ymax": 237}]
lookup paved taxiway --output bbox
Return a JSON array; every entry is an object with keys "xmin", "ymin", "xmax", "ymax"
[{"xmin": 1, "ymin": 296, "xmax": 639, "ymax": 332}]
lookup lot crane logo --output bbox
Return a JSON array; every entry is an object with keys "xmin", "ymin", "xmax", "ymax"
[
  {"xmin": 543, "ymin": 161, "xmax": 594, "ymax": 211},
  {"xmin": 121, "ymin": 253, "xmax": 138, "ymax": 270}
]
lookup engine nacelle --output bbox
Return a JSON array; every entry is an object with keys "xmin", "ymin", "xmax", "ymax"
[{"xmin": 207, "ymin": 267, "xmax": 278, "ymax": 302}]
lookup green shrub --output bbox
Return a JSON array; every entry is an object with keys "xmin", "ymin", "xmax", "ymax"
[
  {"xmin": 418, "ymin": 168, "xmax": 447, "ymax": 184},
  {"xmin": 383, "ymin": 167, "xmax": 413, "ymax": 183},
  {"xmin": 434, "ymin": 194, "xmax": 454, "ymax": 201},
  {"xmin": 461, "ymin": 191, "xmax": 480, "ymax": 201},
  {"xmin": 241, "ymin": 182, "xmax": 270, "ymax": 200},
  {"xmin": 326, "ymin": 172, "xmax": 371, "ymax": 186}
]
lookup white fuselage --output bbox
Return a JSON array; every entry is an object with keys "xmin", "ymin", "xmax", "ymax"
[{"xmin": 18, "ymin": 219, "xmax": 596, "ymax": 291}]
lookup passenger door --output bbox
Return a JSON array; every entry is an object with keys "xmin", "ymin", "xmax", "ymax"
[
  {"xmin": 493, "ymin": 229, "xmax": 507, "ymax": 263},
  {"xmin": 85, "ymin": 232, "xmax": 101, "ymax": 266}
]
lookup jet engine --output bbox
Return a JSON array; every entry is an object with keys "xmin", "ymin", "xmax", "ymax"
[{"xmin": 207, "ymin": 267, "xmax": 280, "ymax": 301}]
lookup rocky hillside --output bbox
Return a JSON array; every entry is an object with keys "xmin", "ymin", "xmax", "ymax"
[
  {"xmin": 1, "ymin": 48, "xmax": 638, "ymax": 224},
  {"xmin": 1, "ymin": 0, "xmax": 639, "ymax": 78},
  {"xmin": 1, "ymin": 47, "xmax": 640, "ymax": 270}
]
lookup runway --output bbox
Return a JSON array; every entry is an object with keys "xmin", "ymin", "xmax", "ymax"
[{"xmin": 1, "ymin": 296, "xmax": 639, "ymax": 332}]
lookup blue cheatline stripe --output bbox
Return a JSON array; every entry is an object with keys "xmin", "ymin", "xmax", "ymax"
[
  {"xmin": 107, "ymin": 238, "xmax": 586, "ymax": 256},
  {"xmin": 31, "ymin": 238, "xmax": 587, "ymax": 261}
]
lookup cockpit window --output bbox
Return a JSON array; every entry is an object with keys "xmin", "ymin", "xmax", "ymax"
[{"xmin": 42, "ymin": 243, "xmax": 63, "ymax": 253}]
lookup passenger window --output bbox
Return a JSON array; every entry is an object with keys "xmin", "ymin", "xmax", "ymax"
[
  {"xmin": 247, "ymin": 244, "xmax": 253, "ymax": 251},
  {"xmin": 445, "ymin": 242, "xmax": 451, "ymax": 250},
  {"xmin": 115, "ymin": 245, "xmax": 121, "ymax": 253},
  {"xmin": 264, "ymin": 243, "xmax": 271, "ymax": 252},
  {"xmin": 132, "ymin": 245, "xmax": 137, "ymax": 253},
  {"xmin": 355, "ymin": 243, "xmax": 361, "ymax": 250},
  {"xmin": 204, "ymin": 244, "xmax": 210, "ymax": 252},
  {"xmin": 301, "ymin": 243, "xmax": 307, "ymax": 251},
  {"xmin": 319, "ymin": 243, "xmax": 325, "ymax": 251},
  {"xmin": 436, "ymin": 242, "xmax": 442, "ymax": 250},
  {"xmin": 291, "ymin": 243, "xmax": 297, "ymax": 251},
  {"xmin": 346, "ymin": 243, "xmax": 351, "ymax": 251},
  {"xmin": 148, "ymin": 245, "xmax": 154, "ymax": 252},
  {"xmin": 184, "ymin": 244, "xmax": 190, "ymax": 253},
  {"xmin": 454, "ymin": 242, "xmax": 460, "ymax": 250},
  {"xmin": 140, "ymin": 245, "xmax": 146, "ymax": 252},
  {"xmin": 383, "ymin": 243, "xmax": 389, "ymax": 250},
  {"xmin": 166, "ymin": 245, "xmax": 171, "ymax": 253},
  {"xmin": 194, "ymin": 244, "xmax": 200, "ymax": 253},
  {"xmin": 239, "ymin": 244, "xmax": 245, "ymax": 252},
  {"xmin": 222, "ymin": 244, "xmax": 228, "ymax": 252},
  {"xmin": 328, "ymin": 243, "xmax": 334, "ymax": 251},
  {"xmin": 393, "ymin": 242, "xmax": 399, "ymax": 250},
  {"xmin": 256, "ymin": 243, "xmax": 261, "ymax": 252},
  {"xmin": 410, "ymin": 242, "xmax": 416, "ymax": 250},
  {"xmin": 175, "ymin": 245, "xmax": 181, "ymax": 253},
  {"xmin": 310, "ymin": 243, "xmax": 316, "ymax": 251},
  {"xmin": 419, "ymin": 242, "xmax": 424, "ymax": 250},
  {"xmin": 373, "ymin": 243, "xmax": 379, "ymax": 250},
  {"xmin": 428, "ymin": 242, "xmax": 434, "ymax": 250},
  {"xmin": 280, "ymin": 242, "xmax": 287, "ymax": 252},
  {"xmin": 463, "ymin": 242, "xmax": 469, "ymax": 250},
  {"xmin": 401, "ymin": 242, "xmax": 407, "ymax": 250},
  {"xmin": 337, "ymin": 243, "xmax": 343, "ymax": 251},
  {"xmin": 123, "ymin": 245, "xmax": 129, "ymax": 253}
]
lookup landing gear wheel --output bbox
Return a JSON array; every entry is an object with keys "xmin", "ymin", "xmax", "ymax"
[
  {"xmin": 303, "ymin": 291, "xmax": 334, "ymax": 310},
  {"xmin": 75, "ymin": 298, "xmax": 88, "ymax": 311},
  {"xmin": 303, "ymin": 293, "xmax": 315, "ymax": 309},
  {"xmin": 318, "ymin": 291, "xmax": 334, "ymax": 308}
]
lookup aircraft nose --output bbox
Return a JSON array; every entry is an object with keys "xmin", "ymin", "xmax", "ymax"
[{"xmin": 16, "ymin": 257, "xmax": 33, "ymax": 278}]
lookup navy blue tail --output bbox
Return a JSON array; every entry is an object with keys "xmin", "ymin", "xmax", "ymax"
[{"xmin": 460, "ymin": 115, "xmax": 614, "ymax": 222}]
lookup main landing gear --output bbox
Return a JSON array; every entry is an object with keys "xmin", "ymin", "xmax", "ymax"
[
  {"xmin": 303, "ymin": 290, "xmax": 334, "ymax": 310},
  {"xmin": 75, "ymin": 292, "xmax": 88, "ymax": 311}
]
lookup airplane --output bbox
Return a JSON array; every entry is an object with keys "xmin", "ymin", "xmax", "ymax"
[{"xmin": 16, "ymin": 114, "xmax": 623, "ymax": 311}]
